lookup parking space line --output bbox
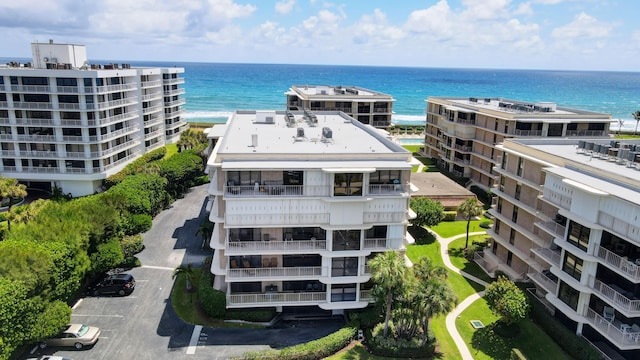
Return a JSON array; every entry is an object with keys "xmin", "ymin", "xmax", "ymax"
[
  {"xmin": 186, "ymin": 325, "xmax": 202, "ymax": 355},
  {"xmin": 72, "ymin": 298, "xmax": 83, "ymax": 310}
]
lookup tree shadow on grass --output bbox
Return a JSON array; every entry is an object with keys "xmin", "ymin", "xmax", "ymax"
[
  {"xmin": 470, "ymin": 323, "xmax": 516, "ymax": 360},
  {"xmin": 409, "ymin": 225, "xmax": 436, "ymax": 245}
]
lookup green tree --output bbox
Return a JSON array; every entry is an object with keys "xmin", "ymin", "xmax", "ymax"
[
  {"xmin": 89, "ymin": 240, "xmax": 125, "ymax": 275},
  {"xmin": 410, "ymin": 197, "xmax": 445, "ymax": 228},
  {"xmin": 411, "ymin": 257, "xmax": 457, "ymax": 346},
  {"xmin": 485, "ymin": 276, "xmax": 530, "ymax": 327},
  {"xmin": 458, "ymin": 197, "xmax": 484, "ymax": 249},
  {"xmin": 369, "ymin": 251, "xmax": 408, "ymax": 338},
  {"xmin": 0, "ymin": 177, "xmax": 27, "ymax": 232},
  {"xmin": 633, "ymin": 110, "xmax": 640, "ymax": 136},
  {"xmin": 173, "ymin": 264, "xmax": 196, "ymax": 292}
]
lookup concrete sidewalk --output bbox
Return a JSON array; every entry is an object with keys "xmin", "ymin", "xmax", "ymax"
[{"xmin": 433, "ymin": 230, "xmax": 490, "ymax": 360}]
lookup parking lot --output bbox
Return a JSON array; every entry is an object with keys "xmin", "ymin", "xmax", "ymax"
[{"xmin": 26, "ymin": 184, "xmax": 344, "ymax": 360}]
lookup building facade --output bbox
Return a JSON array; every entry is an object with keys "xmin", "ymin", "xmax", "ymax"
[
  {"xmin": 0, "ymin": 41, "xmax": 187, "ymax": 196},
  {"xmin": 205, "ymin": 110, "xmax": 415, "ymax": 314},
  {"xmin": 480, "ymin": 137, "xmax": 640, "ymax": 358},
  {"xmin": 423, "ymin": 97, "xmax": 612, "ymax": 191},
  {"xmin": 285, "ymin": 85, "xmax": 394, "ymax": 128}
]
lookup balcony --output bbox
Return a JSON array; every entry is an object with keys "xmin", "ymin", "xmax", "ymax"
[
  {"xmin": 531, "ymin": 247, "xmax": 561, "ymax": 267},
  {"xmin": 474, "ymin": 252, "xmax": 498, "ymax": 275},
  {"xmin": 226, "ymin": 239, "xmax": 327, "ymax": 255},
  {"xmin": 363, "ymin": 238, "xmax": 391, "ymax": 250},
  {"xmin": 585, "ymin": 308, "xmax": 640, "ymax": 349},
  {"xmin": 368, "ymin": 183, "xmax": 408, "ymax": 195},
  {"xmin": 592, "ymin": 279, "xmax": 640, "ymax": 315},
  {"xmin": 227, "ymin": 266, "xmax": 324, "ymax": 280},
  {"xmin": 359, "ymin": 289, "xmax": 374, "ymax": 302},
  {"xmin": 527, "ymin": 270, "xmax": 558, "ymax": 294},
  {"xmin": 566, "ymin": 130, "xmax": 607, "ymax": 137},
  {"xmin": 534, "ymin": 212, "xmax": 566, "ymax": 239},
  {"xmin": 225, "ymin": 184, "xmax": 310, "ymax": 197},
  {"xmin": 225, "ymin": 213, "xmax": 330, "ymax": 226},
  {"xmin": 227, "ymin": 291, "xmax": 326, "ymax": 306},
  {"xmin": 596, "ymin": 246, "xmax": 640, "ymax": 282}
]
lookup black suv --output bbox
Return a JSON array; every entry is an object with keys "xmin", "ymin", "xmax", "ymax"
[{"xmin": 88, "ymin": 273, "xmax": 136, "ymax": 296}]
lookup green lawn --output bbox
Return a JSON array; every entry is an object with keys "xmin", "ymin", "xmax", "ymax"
[
  {"xmin": 164, "ymin": 143, "xmax": 178, "ymax": 158},
  {"xmin": 402, "ymin": 145, "xmax": 422, "ymax": 154},
  {"xmin": 447, "ymin": 236, "xmax": 493, "ymax": 284},
  {"xmin": 429, "ymin": 220, "xmax": 486, "ymax": 238},
  {"xmin": 325, "ymin": 342, "xmax": 395, "ymax": 360},
  {"xmin": 456, "ymin": 298, "xmax": 570, "ymax": 360}
]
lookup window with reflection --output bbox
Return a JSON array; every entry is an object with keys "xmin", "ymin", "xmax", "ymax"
[
  {"xmin": 558, "ymin": 281, "xmax": 579, "ymax": 311},
  {"xmin": 562, "ymin": 251, "xmax": 583, "ymax": 281},
  {"xmin": 333, "ymin": 230, "xmax": 361, "ymax": 250},
  {"xmin": 331, "ymin": 283, "xmax": 357, "ymax": 302},
  {"xmin": 334, "ymin": 173, "xmax": 363, "ymax": 196},
  {"xmin": 567, "ymin": 221, "xmax": 590, "ymax": 252},
  {"xmin": 331, "ymin": 257, "xmax": 358, "ymax": 276}
]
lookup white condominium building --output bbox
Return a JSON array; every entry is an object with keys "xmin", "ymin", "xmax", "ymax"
[
  {"xmin": 483, "ymin": 137, "xmax": 640, "ymax": 358},
  {"xmin": 206, "ymin": 110, "xmax": 415, "ymax": 314},
  {"xmin": 0, "ymin": 40, "xmax": 187, "ymax": 196},
  {"xmin": 286, "ymin": 85, "xmax": 394, "ymax": 129},
  {"xmin": 423, "ymin": 97, "xmax": 613, "ymax": 190}
]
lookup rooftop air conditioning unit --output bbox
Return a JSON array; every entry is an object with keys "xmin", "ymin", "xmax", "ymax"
[{"xmin": 297, "ymin": 127, "xmax": 305, "ymax": 138}]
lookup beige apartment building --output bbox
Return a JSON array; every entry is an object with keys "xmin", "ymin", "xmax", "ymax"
[
  {"xmin": 481, "ymin": 137, "xmax": 640, "ymax": 358},
  {"xmin": 285, "ymin": 85, "xmax": 394, "ymax": 128},
  {"xmin": 423, "ymin": 97, "xmax": 612, "ymax": 190}
]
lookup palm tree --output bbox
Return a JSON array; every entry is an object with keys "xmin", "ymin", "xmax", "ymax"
[
  {"xmin": 416, "ymin": 278, "xmax": 457, "ymax": 346},
  {"xmin": 0, "ymin": 176, "xmax": 27, "ymax": 232},
  {"xmin": 632, "ymin": 110, "xmax": 640, "ymax": 136},
  {"xmin": 195, "ymin": 220, "xmax": 214, "ymax": 250},
  {"xmin": 458, "ymin": 197, "xmax": 484, "ymax": 249},
  {"xmin": 368, "ymin": 251, "xmax": 408, "ymax": 338},
  {"xmin": 172, "ymin": 264, "xmax": 196, "ymax": 292}
]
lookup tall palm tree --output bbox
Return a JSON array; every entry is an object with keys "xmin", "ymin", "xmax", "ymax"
[
  {"xmin": 368, "ymin": 251, "xmax": 408, "ymax": 338},
  {"xmin": 0, "ymin": 176, "xmax": 27, "ymax": 232},
  {"xmin": 195, "ymin": 220, "xmax": 214, "ymax": 250},
  {"xmin": 632, "ymin": 110, "xmax": 640, "ymax": 136},
  {"xmin": 172, "ymin": 264, "xmax": 196, "ymax": 292},
  {"xmin": 458, "ymin": 197, "xmax": 484, "ymax": 249}
]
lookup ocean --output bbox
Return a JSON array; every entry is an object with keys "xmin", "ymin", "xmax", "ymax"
[{"xmin": 5, "ymin": 58, "xmax": 640, "ymax": 130}]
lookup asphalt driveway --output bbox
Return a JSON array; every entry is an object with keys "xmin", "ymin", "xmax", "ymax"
[{"xmin": 28, "ymin": 184, "xmax": 344, "ymax": 360}]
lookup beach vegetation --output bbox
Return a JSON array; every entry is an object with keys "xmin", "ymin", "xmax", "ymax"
[{"xmin": 633, "ymin": 110, "xmax": 640, "ymax": 135}]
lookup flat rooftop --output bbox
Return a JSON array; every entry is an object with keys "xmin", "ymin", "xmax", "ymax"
[
  {"xmin": 411, "ymin": 172, "xmax": 476, "ymax": 207},
  {"xmin": 287, "ymin": 85, "xmax": 394, "ymax": 100},
  {"xmin": 511, "ymin": 138, "xmax": 640, "ymax": 205},
  {"xmin": 216, "ymin": 110, "xmax": 407, "ymax": 156},
  {"xmin": 430, "ymin": 96, "xmax": 611, "ymax": 120}
]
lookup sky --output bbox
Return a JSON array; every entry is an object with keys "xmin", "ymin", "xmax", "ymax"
[{"xmin": 1, "ymin": 0, "xmax": 639, "ymax": 71}]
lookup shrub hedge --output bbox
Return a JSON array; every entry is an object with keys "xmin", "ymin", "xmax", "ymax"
[
  {"xmin": 224, "ymin": 308, "xmax": 277, "ymax": 323},
  {"xmin": 120, "ymin": 234, "xmax": 144, "ymax": 259},
  {"xmin": 198, "ymin": 270, "xmax": 226, "ymax": 318},
  {"xmin": 367, "ymin": 321, "xmax": 436, "ymax": 358},
  {"xmin": 443, "ymin": 211, "xmax": 458, "ymax": 221},
  {"xmin": 479, "ymin": 220, "xmax": 492, "ymax": 228},
  {"xmin": 104, "ymin": 147, "xmax": 166, "ymax": 188},
  {"xmin": 236, "ymin": 321, "xmax": 358, "ymax": 360}
]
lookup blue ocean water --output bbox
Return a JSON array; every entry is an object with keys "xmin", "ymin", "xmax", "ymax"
[{"xmin": 154, "ymin": 62, "xmax": 639, "ymax": 129}]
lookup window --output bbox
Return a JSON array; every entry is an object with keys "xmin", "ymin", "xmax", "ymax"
[
  {"xmin": 516, "ymin": 157, "xmax": 524, "ymax": 177},
  {"xmin": 509, "ymin": 229, "xmax": 516, "ymax": 245},
  {"xmin": 492, "ymin": 241, "xmax": 498, "ymax": 254},
  {"xmin": 334, "ymin": 173, "xmax": 363, "ymax": 196},
  {"xmin": 84, "ymin": 78, "xmax": 92, "ymax": 87},
  {"xmin": 515, "ymin": 183, "xmax": 521, "ymax": 200},
  {"xmin": 283, "ymin": 171, "xmax": 303, "ymax": 185},
  {"xmin": 501, "ymin": 153, "xmax": 507, "ymax": 170},
  {"xmin": 497, "ymin": 198, "xmax": 503, "ymax": 213},
  {"xmin": 331, "ymin": 283, "xmax": 357, "ymax": 302},
  {"xmin": 494, "ymin": 219, "xmax": 501, "ymax": 235},
  {"xmin": 331, "ymin": 257, "xmax": 358, "ymax": 277},
  {"xmin": 227, "ymin": 171, "xmax": 261, "ymax": 185},
  {"xmin": 562, "ymin": 251, "xmax": 583, "ymax": 281},
  {"xmin": 22, "ymin": 77, "xmax": 48, "ymax": 85},
  {"xmin": 366, "ymin": 226, "xmax": 387, "ymax": 239},
  {"xmin": 512, "ymin": 206, "xmax": 519, "ymax": 223},
  {"xmin": 56, "ymin": 78, "xmax": 77, "ymax": 87},
  {"xmin": 567, "ymin": 221, "xmax": 590, "ymax": 252},
  {"xmin": 332, "ymin": 230, "xmax": 360, "ymax": 251},
  {"xmin": 506, "ymin": 251, "xmax": 513, "ymax": 266},
  {"xmin": 558, "ymin": 281, "xmax": 579, "ymax": 311},
  {"xmin": 58, "ymin": 95, "xmax": 79, "ymax": 103},
  {"xmin": 370, "ymin": 170, "xmax": 401, "ymax": 184}
]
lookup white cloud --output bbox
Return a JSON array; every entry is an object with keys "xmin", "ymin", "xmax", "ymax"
[
  {"xmin": 352, "ymin": 9, "xmax": 405, "ymax": 46},
  {"xmin": 551, "ymin": 12, "xmax": 613, "ymax": 39},
  {"xmin": 275, "ymin": 0, "xmax": 296, "ymax": 15},
  {"xmin": 461, "ymin": 0, "xmax": 510, "ymax": 21},
  {"xmin": 405, "ymin": 0, "xmax": 454, "ymax": 40},
  {"xmin": 514, "ymin": 2, "xmax": 534, "ymax": 16}
]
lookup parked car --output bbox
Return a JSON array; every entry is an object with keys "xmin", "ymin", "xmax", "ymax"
[
  {"xmin": 40, "ymin": 324, "xmax": 100, "ymax": 350},
  {"xmin": 87, "ymin": 273, "xmax": 136, "ymax": 296}
]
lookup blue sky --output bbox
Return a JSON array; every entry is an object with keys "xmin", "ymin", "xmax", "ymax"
[{"xmin": 1, "ymin": 0, "xmax": 638, "ymax": 71}]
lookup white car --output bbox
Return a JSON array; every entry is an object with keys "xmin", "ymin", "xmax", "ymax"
[{"xmin": 40, "ymin": 324, "xmax": 100, "ymax": 350}]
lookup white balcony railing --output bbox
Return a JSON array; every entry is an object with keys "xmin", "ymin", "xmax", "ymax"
[
  {"xmin": 226, "ymin": 239, "xmax": 326, "ymax": 254},
  {"xmin": 363, "ymin": 238, "xmax": 390, "ymax": 250},
  {"xmin": 593, "ymin": 279, "xmax": 640, "ymax": 314},
  {"xmin": 225, "ymin": 213, "xmax": 330, "ymax": 226},
  {"xmin": 227, "ymin": 266, "xmax": 323, "ymax": 279},
  {"xmin": 527, "ymin": 271, "xmax": 557, "ymax": 294},
  {"xmin": 360, "ymin": 290, "xmax": 374, "ymax": 302},
  {"xmin": 596, "ymin": 246, "xmax": 640, "ymax": 281},
  {"xmin": 585, "ymin": 308, "xmax": 640, "ymax": 348},
  {"xmin": 532, "ymin": 247, "xmax": 561, "ymax": 267},
  {"xmin": 227, "ymin": 291, "xmax": 326, "ymax": 305}
]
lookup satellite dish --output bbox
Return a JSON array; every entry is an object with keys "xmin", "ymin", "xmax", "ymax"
[{"xmin": 43, "ymin": 57, "xmax": 49, "ymax": 62}]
